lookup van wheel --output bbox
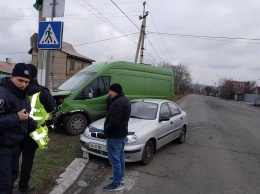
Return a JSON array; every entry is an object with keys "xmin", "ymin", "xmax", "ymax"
[
  {"xmin": 178, "ymin": 127, "xmax": 186, "ymax": 144},
  {"xmin": 65, "ymin": 113, "xmax": 87, "ymax": 135},
  {"xmin": 141, "ymin": 140, "xmax": 154, "ymax": 165}
]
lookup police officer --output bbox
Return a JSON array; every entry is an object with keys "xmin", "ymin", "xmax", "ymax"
[
  {"xmin": 0, "ymin": 63, "xmax": 37, "ymax": 194},
  {"xmin": 18, "ymin": 64, "xmax": 56, "ymax": 194}
]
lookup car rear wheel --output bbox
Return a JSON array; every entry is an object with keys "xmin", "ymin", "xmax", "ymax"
[
  {"xmin": 141, "ymin": 140, "xmax": 154, "ymax": 165},
  {"xmin": 65, "ymin": 113, "xmax": 87, "ymax": 135},
  {"xmin": 178, "ymin": 126, "xmax": 186, "ymax": 144}
]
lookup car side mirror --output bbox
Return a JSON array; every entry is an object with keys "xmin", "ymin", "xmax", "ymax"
[
  {"xmin": 159, "ymin": 115, "xmax": 170, "ymax": 122},
  {"xmin": 85, "ymin": 87, "xmax": 94, "ymax": 99}
]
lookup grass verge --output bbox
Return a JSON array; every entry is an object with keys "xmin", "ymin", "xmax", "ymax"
[
  {"xmin": 173, "ymin": 94, "xmax": 187, "ymax": 102},
  {"xmin": 15, "ymin": 130, "xmax": 82, "ymax": 194}
]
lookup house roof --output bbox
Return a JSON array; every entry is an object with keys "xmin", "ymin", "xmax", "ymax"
[
  {"xmin": 61, "ymin": 42, "xmax": 95, "ymax": 62},
  {"xmin": 0, "ymin": 62, "xmax": 15, "ymax": 74},
  {"xmin": 28, "ymin": 38, "xmax": 95, "ymax": 62},
  {"xmin": 225, "ymin": 80, "xmax": 250, "ymax": 87}
]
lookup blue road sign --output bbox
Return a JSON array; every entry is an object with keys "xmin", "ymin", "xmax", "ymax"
[{"xmin": 38, "ymin": 21, "xmax": 63, "ymax": 49}]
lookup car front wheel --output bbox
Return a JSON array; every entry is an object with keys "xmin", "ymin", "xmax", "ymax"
[
  {"xmin": 141, "ymin": 140, "xmax": 154, "ymax": 165},
  {"xmin": 65, "ymin": 113, "xmax": 87, "ymax": 135}
]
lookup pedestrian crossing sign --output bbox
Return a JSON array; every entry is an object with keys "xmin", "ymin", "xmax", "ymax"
[{"xmin": 38, "ymin": 21, "xmax": 63, "ymax": 49}]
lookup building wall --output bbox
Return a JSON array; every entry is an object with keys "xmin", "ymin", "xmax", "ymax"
[
  {"xmin": 66, "ymin": 57, "xmax": 92, "ymax": 77},
  {"xmin": 31, "ymin": 50, "xmax": 93, "ymax": 90},
  {"xmin": 31, "ymin": 52, "xmax": 38, "ymax": 66},
  {"xmin": 49, "ymin": 50, "xmax": 67, "ymax": 90}
]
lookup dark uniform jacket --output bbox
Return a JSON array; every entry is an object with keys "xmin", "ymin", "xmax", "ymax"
[
  {"xmin": 104, "ymin": 93, "xmax": 131, "ymax": 139},
  {"xmin": 27, "ymin": 79, "xmax": 56, "ymax": 113},
  {"xmin": 0, "ymin": 77, "xmax": 37, "ymax": 148}
]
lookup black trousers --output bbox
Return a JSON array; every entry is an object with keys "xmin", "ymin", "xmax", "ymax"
[
  {"xmin": 0, "ymin": 144, "xmax": 20, "ymax": 194},
  {"xmin": 18, "ymin": 136, "xmax": 38, "ymax": 190}
]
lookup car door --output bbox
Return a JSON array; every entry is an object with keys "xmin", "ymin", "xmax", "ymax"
[
  {"xmin": 156, "ymin": 102, "xmax": 175, "ymax": 149},
  {"xmin": 167, "ymin": 102, "xmax": 183, "ymax": 139}
]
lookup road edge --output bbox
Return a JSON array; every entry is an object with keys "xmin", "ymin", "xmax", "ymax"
[{"xmin": 49, "ymin": 157, "xmax": 89, "ymax": 194}]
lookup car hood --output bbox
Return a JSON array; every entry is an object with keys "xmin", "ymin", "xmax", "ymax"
[{"xmin": 89, "ymin": 117, "xmax": 155, "ymax": 134}]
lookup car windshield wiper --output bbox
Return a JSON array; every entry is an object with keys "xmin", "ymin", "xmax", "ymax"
[{"xmin": 53, "ymin": 88, "xmax": 62, "ymax": 92}]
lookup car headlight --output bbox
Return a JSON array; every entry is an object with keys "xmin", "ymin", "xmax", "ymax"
[
  {"xmin": 83, "ymin": 127, "xmax": 91, "ymax": 137},
  {"xmin": 127, "ymin": 135, "xmax": 138, "ymax": 143}
]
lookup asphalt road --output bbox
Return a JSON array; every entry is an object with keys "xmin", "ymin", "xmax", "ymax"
[{"xmin": 65, "ymin": 95, "xmax": 260, "ymax": 194}]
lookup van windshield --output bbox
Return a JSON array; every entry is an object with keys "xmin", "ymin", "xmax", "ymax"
[{"xmin": 57, "ymin": 72, "xmax": 96, "ymax": 91}]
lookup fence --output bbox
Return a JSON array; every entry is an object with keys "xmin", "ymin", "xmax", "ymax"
[{"xmin": 244, "ymin": 94, "xmax": 260, "ymax": 104}]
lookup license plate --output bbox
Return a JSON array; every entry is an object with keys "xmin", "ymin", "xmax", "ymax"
[{"xmin": 89, "ymin": 143, "xmax": 107, "ymax": 152}]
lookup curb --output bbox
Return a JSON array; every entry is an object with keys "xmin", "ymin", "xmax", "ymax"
[
  {"xmin": 176, "ymin": 95, "xmax": 188, "ymax": 104},
  {"xmin": 49, "ymin": 157, "xmax": 89, "ymax": 194}
]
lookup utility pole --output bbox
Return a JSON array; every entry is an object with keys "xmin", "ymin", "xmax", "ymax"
[{"xmin": 134, "ymin": 1, "xmax": 148, "ymax": 64}]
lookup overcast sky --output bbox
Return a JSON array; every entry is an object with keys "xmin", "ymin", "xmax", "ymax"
[{"xmin": 1, "ymin": 0, "xmax": 260, "ymax": 85}]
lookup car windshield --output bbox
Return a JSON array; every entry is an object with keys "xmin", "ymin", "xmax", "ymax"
[
  {"xmin": 130, "ymin": 101, "xmax": 158, "ymax": 120},
  {"xmin": 57, "ymin": 72, "xmax": 96, "ymax": 91}
]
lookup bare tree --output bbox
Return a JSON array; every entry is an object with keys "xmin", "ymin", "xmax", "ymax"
[
  {"xmin": 218, "ymin": 77, "xmax": 236, "ymax": 99},
  {"xmin": 193, "ymin": 83, "xmax": 201, "ymax": 94},
  {"xmin": 156, "ymin": 61, "xmax": 192, "ymax": 94},
  {"xmin": 204, "ymin": 86, "xmax": 212, "ymax": 96},
  {"xmin": 245, "ymin": 80, "xmax": 257, "ymax": 94}
]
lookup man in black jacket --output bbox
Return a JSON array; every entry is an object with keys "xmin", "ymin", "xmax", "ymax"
[
  {"xmin": 0, "ymin": 63, "xmax": 37, "ymax": 194},
  {"xmin": 18, "ymin": 64, "xmax": 56, "ymax": 194},
  {"xmin": 102, "ymin": 83, "xmax": 131, "ymax": 192}
]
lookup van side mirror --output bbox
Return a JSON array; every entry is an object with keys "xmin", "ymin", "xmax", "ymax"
[
  {"xmin": 85, "ymin": 87, "xmax": 94, "ymax": 99},
  {"xmin": 159, "ymin": 115, "xmax": 170, "ymax": 122}
]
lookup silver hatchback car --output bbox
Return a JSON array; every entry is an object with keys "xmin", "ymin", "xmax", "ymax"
[{"xmin": 80, "ymin": 99, "xmax": 188, "ymax": 165}]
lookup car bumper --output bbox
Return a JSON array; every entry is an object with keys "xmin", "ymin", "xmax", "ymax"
[{"xmin": 80, "ymin": 134, "xmax": 145, "ymax": 162}]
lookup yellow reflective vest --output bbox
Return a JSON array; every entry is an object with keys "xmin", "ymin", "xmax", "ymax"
[
  {"xmin": 29, "ymin": 92, "xmax": 49, "ymax": 125},
  {"xmin": 29, "ymin": 92, "xmax": 49, "ymax": 149},
  {"xmin": 30, "ymin": 126, "xmax": 49, "ymax": 149}
]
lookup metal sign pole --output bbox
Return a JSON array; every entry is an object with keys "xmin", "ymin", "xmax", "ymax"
[{"xmin": 45, "ymin": 0, "xmax": 56, "ymax": 88}]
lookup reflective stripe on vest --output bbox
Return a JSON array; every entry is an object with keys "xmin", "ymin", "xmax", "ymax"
[
  {"xmin": 29, "ymin": 92, "xmax": 49, "ymax": 125},
  {"xmin": 30, "ymin": 126, "xmax": 49, "ymax": 149}
]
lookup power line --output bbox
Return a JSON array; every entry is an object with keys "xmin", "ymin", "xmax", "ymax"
[
  {"xmin": 65, "ymin": 11, "xmax": 141, "ymax": 16},
  {"xmin": 146, "ymin": 3, "xmax": 175, "ymax": 62},
  {"xmin": 146, "ymin": 26, "xmax": 169, "ymax": 61},
  {"xmin": 74, "ymin": 0, "xmax": 138, "ymax": 45},
  {"xmin": 142, "ymin": 36, "xmax": 158, "ymax": 64},
  {"xmin": 0, "ymin": 51, "xmax": 28, "ymax": 55},
  {"xmin": 0, "ymin": 15, "xmax": 140, "ymax": 21},
  {"xmin": 110, "ymin": 0, "xmax": 140, "ymax": 30},
  {"xmin": 73, "ymin": 32, "xmax": 139, "ymax": 46},
  {"xmin": 111, "ymin": 1, "xmax": 160, "ymax": 63},
  {"xmin": 145, "ymin": 35, "xmax": 163, "ymax": 62},
  {"xmin": 0, "ymin": 11, "xmax": 140, "ymax": 18},
  {"xmin": 74, "ymin": 0, "xmax": 123, "ymax": 35},
  {"xmin": 0, "ymin": 33, "xmax": 139, "ymax": 56},
  {"xmin": 147, "ymin": 32, "xmax": 260, "ymax": 42},
  {"xmin": 0, "ymin": 1, "xmax": 143, "ymax": 10}
]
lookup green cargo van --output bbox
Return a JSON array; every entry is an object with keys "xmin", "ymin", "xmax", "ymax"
[{"xmin": 50, "ymin": 61, "xmax": 174, "ymax": 135}]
